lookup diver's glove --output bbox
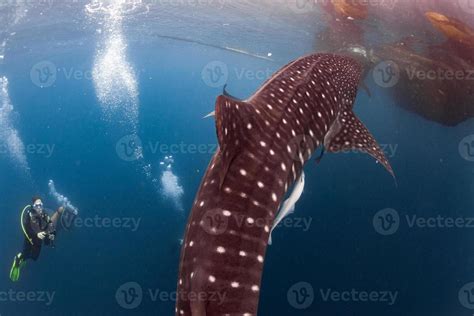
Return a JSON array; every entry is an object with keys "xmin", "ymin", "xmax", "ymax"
[{"xmin": 37, "ymin": 232, "xmax": 47, "ymax": 240}]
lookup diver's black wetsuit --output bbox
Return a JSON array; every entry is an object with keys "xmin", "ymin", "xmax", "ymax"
[{"xmin": 21, "ymin": 206, "xmax": 59, "ymax": 261}]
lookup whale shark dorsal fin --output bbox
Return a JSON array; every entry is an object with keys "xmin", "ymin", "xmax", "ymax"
[
  {"xmin": 223, "ymin": 84, "xmax": 243, "ymax": 101},
  {"xmin": 214, "ymin": 95, "xmax": 262, "ymax": 188},
  {"xmin": 202, "ymin": 85, "xmax": 241, "ymax": 120},
  {"xmin": 324, "ymin": 110, "xmax": 395, "ymax": 179}
]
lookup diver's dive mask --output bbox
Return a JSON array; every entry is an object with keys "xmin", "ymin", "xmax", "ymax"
[{"xmin": 33, "ymin": 202, "xmax": 44, "ymax": 212}]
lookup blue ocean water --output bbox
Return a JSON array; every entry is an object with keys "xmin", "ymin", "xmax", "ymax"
[{"xmin": 1, "ymin": 1, "xmax": 474, "ymax": 316}]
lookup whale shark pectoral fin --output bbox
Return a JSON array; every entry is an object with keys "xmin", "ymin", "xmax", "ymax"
[
  {"xmin": 325, "ymin": 110, "xmax": 395, "ymax": 179},
  {"xmin": 214, "ymin": 95, "xmax": 261, "ymax": 188},
  {"xmin": 203, "ymin": 111, "xmax": 215, "ymax": 119}
]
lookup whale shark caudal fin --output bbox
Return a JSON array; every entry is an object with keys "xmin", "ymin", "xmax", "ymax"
[{"xmin": 324, "ymin": 108, "xmax": 395, "ymax": 179}]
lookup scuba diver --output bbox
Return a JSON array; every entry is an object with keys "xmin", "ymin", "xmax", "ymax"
[{"xmin": 9, "ymin": 196, "xmax": 66, "ymax": 282}]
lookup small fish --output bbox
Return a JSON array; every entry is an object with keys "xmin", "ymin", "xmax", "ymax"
[{"xmin": 268, "ymin": 171, "xmax": 305, "ymax": 245}]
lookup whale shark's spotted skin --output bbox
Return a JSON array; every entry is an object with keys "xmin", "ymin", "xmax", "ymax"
[{"xmin": 175, "ymin": 53, "xmax": 394, "ymax": 316}]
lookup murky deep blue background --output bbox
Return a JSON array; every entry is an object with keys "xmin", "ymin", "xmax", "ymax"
[{"xmin": 1, "ymin": 1, "xmax": 474, "ymax": 315}]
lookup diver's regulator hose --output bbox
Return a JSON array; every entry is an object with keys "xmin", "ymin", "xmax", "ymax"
[{"xmin": 20, "ymin": 205, "xmax": 33, "ymax": 245}]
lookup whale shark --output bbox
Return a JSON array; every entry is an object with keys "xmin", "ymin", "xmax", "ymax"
[{"xmin": 175, "ymin": 53, "xmax": 394, "ymax": 316}]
